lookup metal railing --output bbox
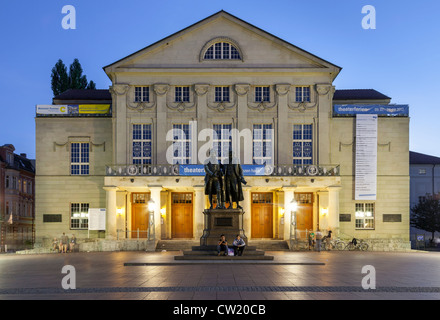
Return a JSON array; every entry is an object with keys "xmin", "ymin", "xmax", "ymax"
[{"xmin": 106, "ymin": 164, "xmax": 340, "ymax": 177}]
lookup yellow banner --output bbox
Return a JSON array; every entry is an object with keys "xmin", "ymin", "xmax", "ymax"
[{"xmin": 78, "ymin": 104, "xmax": 111, "ymax": 114}]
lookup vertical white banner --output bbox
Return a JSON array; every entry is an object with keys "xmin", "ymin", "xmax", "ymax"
[{"xmin": 355, "ymin": 114, "xmax": 377, "ymax": 200}]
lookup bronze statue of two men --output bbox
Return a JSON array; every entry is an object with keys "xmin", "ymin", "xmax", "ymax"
[{"xmin": 204, "ymin": 149, "xmax": 247, "ymax": 210}]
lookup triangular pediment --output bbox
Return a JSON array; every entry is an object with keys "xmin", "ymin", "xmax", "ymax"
[{"xmin": 104, "ymin": 11, "xmax": 341, "ymax": 75}]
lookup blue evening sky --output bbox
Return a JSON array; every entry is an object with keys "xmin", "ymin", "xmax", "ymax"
[{"xmin": 0, "ymin": 0, "xmax": 439, "ymax": 159}]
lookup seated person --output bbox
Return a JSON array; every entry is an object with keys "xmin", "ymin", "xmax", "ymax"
[
  {"xmin": 217, "ymin": 234, "xmax": 228, "ymax": 256},
  {"xmin": 232, "ymin": 234, "xmax": 246, "ymax": 256}
]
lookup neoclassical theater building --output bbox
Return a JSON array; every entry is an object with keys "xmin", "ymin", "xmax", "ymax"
[{"xmin": 35, "ymin": 11, "xmax": 410, "ymax": 250}]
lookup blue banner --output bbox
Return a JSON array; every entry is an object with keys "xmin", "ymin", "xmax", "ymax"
[
  {"xmin": 334, "ymin": 104, "xmax": 408, "ymax": 116},
  {"xmin": 178, "ymin": 164, "xmax": 267, "ymax": 176}
]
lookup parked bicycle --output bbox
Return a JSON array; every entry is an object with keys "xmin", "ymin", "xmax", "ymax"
[
  {"xmin": 322, "ymin": 237, "xmax": 346, "ymax": 251},
  {"xmin": 336, "ymin": 238, "xmax": 369, "ymax": 251}
]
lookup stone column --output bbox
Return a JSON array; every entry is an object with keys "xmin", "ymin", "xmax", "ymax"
[
  {"xmin": 282, "ymin": 186, "xmax": 296, "ymax": 241},
  {"xmin": 193, "ymin": 186, "xmax": 205, "ymax": 239},
  {"xmin": 235, "ymin": 84, "xmax": 251, "ymax": 164},
  {"xmin": 276, "ymin": 84, "xmax": 291, "ymax": 165},
  {"xmin": 316, "ymin": 84, "xmax": 335, "ymax": 165},
  {"xmin": 241, "ymin": 186, "xmax": 252, "ymax": 238},
  {"xmin": 149, "ymin": 186, "xmax": 162, "ymax": 240},
  {"xmin": 103, "ymin": 186, "xmax": 118, "ymax": 239},
  {"xmin": 109, "ymin": 84, "xmax": 129, "ymax": 165},
  {"xmin": 328, "ymin": 186, "xmax": 341, "ymax": 236},
  {"xmin": 154, "ymin": 84, "xmax": 169, "ymax": 165}
]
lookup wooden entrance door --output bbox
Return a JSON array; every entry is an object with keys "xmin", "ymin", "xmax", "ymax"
[
  {"xmin": 131, "ymin": 193, "xmax": 150, "ymax": 238},
  {"xmin": 295, "ymin": 193, "xmax": 313, "ymax": 239},
  {"xmin": 171, "ymin": 193, "xmax": 193, "ymax": 238},
  {"xmin": 251, "ymin": 192, "xmax": 273, "ymax": 238}
]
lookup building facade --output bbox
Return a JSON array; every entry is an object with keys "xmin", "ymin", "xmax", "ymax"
[
  {"xmin": 35, "ymin": 11, "xmax": 410, "ymax": 250},
  {"xmin": 409, "ymin": 151, "xmax": 440, "ymax": 244},
  {"xmin": 0, "ymin": 144, "xmax": 35, "ymax": 251}
]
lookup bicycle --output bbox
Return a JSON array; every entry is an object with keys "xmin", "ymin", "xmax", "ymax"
[
  {"xmin": 336, "ymin": 238, "xmax": 369, "ymax": 251},
  {"xmin": 322, "ymin": 237, "xmax": 345, "ymax": 251}
]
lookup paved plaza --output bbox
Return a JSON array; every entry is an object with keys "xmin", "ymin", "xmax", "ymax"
[{"xmin": 1, "ymin": 250, "xmax": 440, "ymax": 301}]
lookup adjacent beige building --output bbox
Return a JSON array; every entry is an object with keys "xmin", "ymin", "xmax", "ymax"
[{"xmin": 35, "ymin": 11, "xmax": 410, "ymax": 251}]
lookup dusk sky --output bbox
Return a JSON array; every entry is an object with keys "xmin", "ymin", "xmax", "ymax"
[{"xmin": 1, "ymin": 0, "xmax": 439, "ymax": 159}]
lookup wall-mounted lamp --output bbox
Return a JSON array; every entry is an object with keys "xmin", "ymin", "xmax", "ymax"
[
  {"xmin": 160, "ymin": 207, "xmax": 166, "ymax": 217},
  {"xmin": 116, "ymin": 208, "xmax": 123, "ymax": 215},
  {"xmin": 321, "ymin": 208, "xmax": 328, "ymax": 215},
  {"xmin": 279, "ymin": 208, "xmax": 285, "ymax": 217}
]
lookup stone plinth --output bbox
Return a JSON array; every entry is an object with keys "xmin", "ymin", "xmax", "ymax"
[{"xmin": 200, "ymin": 208, "xmax": 246, "ymax": 246}]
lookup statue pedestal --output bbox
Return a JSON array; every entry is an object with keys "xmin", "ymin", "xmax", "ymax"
[{"xmin": 200, "ymin": 209, "xmax": 246, "ymax": 246}]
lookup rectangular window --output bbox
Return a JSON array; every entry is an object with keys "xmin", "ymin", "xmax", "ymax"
[
  {"xmin": 295, "ymin": 86, "xmax": 311, "ymax": 102},
  {"xmin": 253, "ymin": 124, "xmax": 273, "ymax": 165},
  {"xmin": 5, "ymin": 176, "xmax": 9, "ymax": 189},
  {"xmin": 255, "ymin": 86, "xmax": 270, "ymax": 102},
  {"xmin": 71, "ymin": 143, "xmax": 90, "ymax": 175},
  {"xmin": 355, "ymin": 203, "xmax": 375, "ymax": 229},
  {"xmin": 132, "ymin": 124, "xmax": 152, "ymax": 165},
  {"xmin": 70, "ymin": 203, "xmax": 89, "ymax": 229},
  {"xmin": 213, "ymin": 124, "xmax": 232, "ymax": 163},
  {"xmin": 134, "ymin": 86, "xmax": 149, "ymax": 102},
  {"xmin": 292, "ymin": 124, "xmax": 313, "ymax": 165},
  {"xmin": 172, "ymin": 124, "xmax": 192, "ymax": 164},
  {"xmin": 214, "ymin": 87, "xmax": 230, "ymax": 102},
  {"xmin": 175, "ymin": 86, "xmax": 190, "ymax": 102}
]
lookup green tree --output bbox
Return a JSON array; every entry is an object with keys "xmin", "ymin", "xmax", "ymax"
[
  {"xmin": 50, "ymin": 59, "xmax": 69, "ymax": 96},
  {"xmin": 411, "ymin": 197, "xmax": 440, "ymax": 242},
  {"xmin": 68, "ymin": 58, "xmax": 89, "ymax": 90},
  {"xmin": 50, "ymin": 58, "xmax": 96, "ymax": 96}
]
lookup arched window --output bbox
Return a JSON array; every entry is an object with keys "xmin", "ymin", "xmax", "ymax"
[{"xmin": 200, "ymin": 38, "xmax": 243, "ymax": 61}]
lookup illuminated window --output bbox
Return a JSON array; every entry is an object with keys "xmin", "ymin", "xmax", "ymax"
[
  {"xmin": 213, "ymin": 124, "xmax": 232, "ymax": 163},
  {"xmin": 70, "ymin": 203, "xmax": 89, "ymax": 229},
  {"xmin": 355, "ymin": 203, "xmax": 375, "ymax": 229}
]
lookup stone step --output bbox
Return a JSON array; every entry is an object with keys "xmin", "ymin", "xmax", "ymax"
[
  {"xmin": 174, "ymin": 255, "xmax": 274, "ymax": 261},
  {"xmin": 181, "ymin": 250, "xmax": 266, "ymax": 256},
  {"xmin": 155, "ymin": 240, "xmax": 199, "ymax": 251},
  {"xmin": 248, "ymin": 240, "xmax": 290, "ymax": 251},
  {"xmin": 192, "ymin": 245, "xmax": 257, "ymax": 251}
]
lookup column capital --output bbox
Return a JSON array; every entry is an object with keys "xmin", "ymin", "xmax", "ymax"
[{"xmin": 103, "ymin": 186, "xmax": 118, "ymax": 192}]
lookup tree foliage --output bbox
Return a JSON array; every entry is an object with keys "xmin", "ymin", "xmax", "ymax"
[
  {"xmin": 50, "ymin": 58, "xmax": 96, "ymax": 97},
  {"xmin": 411, "ymin": 197, "xmax": 440, "ymax": 240}
]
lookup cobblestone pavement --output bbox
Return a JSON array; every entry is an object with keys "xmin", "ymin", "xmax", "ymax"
[{"xmin": 1, "ymin": 250, "xmax": 440, "ymax": 300}]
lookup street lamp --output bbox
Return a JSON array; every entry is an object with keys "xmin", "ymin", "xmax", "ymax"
[
  {"xmin": 147, "ymin": 199, "xmax": 156, "ymax": 241},
  {"xmin": 290, "ymin": 198, "xmax": 298, "ymax": 250}
]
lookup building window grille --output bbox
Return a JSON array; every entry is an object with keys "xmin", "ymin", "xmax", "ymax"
[
  {"xmin": 214, "ymin": 87, "xmax": 230, "ymax": 102},
  {"xmin": 292, "ymin": 124, "xmax": 313, "ymax": 165},
  {"xmin": 295, "ymin": 86, "xmax": 311, "ymax": 102},
  {"xmin": 355, "ymin": 203, "xmax": 375, "ymax": 229},
  {"xmin": 175, "ymin": 86, "xmax": 190, "ymax": 102},
  {"xmin": 132, "ymin": 124, "xmax": 152, "ymax": 165},
  {"xmin": 204, "ymin": 42, "xmax": 241, "ymax": 60},
  {"xmin": 70, "ymin": 203, "xmax": 89, "ymax": 229},
  {"xmin": 172, "ymin": 123, "xmax": 192, "ymax": 164},
  {"xmin": 255, "ymin": 86, "xmax": 270, "ymax": 102},
  {"xmin": 134, "ymin": 86, "xmax": 149, "ymax": 102},
  {"xmin": 213, "ymin": 124, "xmax": 232, "ymax": 163},
  {"xmin": 253, "ymin": 124, "xmax": 273, "ymax": 165},
  {"xmin": 71, "ymin": 143, "xmax": 89, "ymax": 175}
]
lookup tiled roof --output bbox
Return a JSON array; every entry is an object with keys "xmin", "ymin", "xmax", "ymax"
[
  {"xmin": 53, "ymin": 89, "xmax": 111, "ymax": 101},
  {"xmin": 410, "ymin": 151, "xmax": 440, "ymax": 165},
  {"xmin": 333, "ymin": 89, "xmax": 391, "ymax": 101}
]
